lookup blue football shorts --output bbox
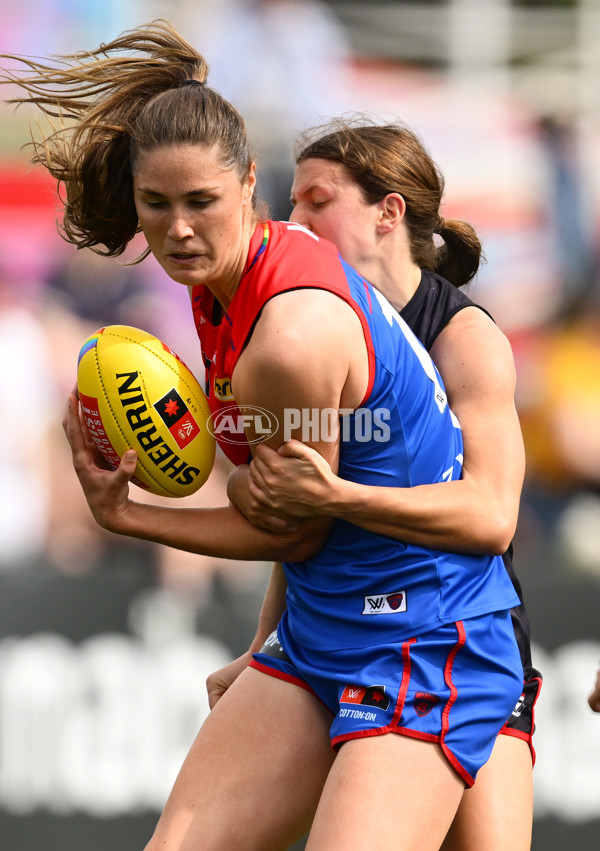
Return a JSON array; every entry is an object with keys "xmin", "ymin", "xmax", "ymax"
[{"xmin": 250, "ymin": 608, "xmax": 524, "ymax": 787}]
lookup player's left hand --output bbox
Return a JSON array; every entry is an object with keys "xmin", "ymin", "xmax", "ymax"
[{"xmin": 248, "ymin": 439, "xmax": 339, "ymax": 517}]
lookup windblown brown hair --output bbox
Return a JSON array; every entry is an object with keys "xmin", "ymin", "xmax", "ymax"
[
  {"xmin": 295, "ymin": 117, "xmax": 483, "ymax": 287},
  {"xmin": 1, "ymin": 21, "xmax": 262, "ymax": 260}
]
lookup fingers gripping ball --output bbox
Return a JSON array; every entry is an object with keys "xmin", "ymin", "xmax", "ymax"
[{"xmin": 77, "ymin": 325, "xmax": 215, "ymax": 497}]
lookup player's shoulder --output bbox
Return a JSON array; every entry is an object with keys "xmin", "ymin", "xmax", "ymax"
[
  {"xmin": 258, "ymin": 286, "xmax": 360, "ymax": 351},
  {"xmin": 400, "ymin": 270, "xmax": 488, "ymax": 350},
  {"xmin": 441, "ymin": 301, "xmax": 505, "ymax": 345},
  {"xmin": 433, "ymin": 304, "xmax": 516, "ymax": 390}
]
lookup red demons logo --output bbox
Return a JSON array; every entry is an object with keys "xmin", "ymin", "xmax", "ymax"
[{"xmin": 414, "ymin": 692, "xmax": 440, "ymax": 717}]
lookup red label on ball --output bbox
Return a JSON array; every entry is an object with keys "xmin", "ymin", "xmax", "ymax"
[{"xmin": 79, "ymin": 392, "xmax": 121, "ymax": 468}]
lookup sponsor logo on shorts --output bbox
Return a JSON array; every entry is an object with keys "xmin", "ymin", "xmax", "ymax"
[
  {"xmin": 512, "ymin": 692, "xmax": 526, "ymax": 717},
  {"xmin": 259, "ymin": 631, "xmax": 291, "ymax": 661},
  {"xmin": 362, "ymin": 591, "xmax": 406, "ymax": 615},
  {"xmin": 414, "ymin": 692, "xmax": 440, "ymax": 717},
  {"xmin": 340, "ymin": 685, "xmax": 390, "ymax": 711},
  {"xmin": 339, "ymin": 708, "xmax": 378, "ymax": 722}
]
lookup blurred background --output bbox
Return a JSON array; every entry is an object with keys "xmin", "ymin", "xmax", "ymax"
[{"xmin": 1, "ymin": 1, "xmax": 599, "ymax": 848}]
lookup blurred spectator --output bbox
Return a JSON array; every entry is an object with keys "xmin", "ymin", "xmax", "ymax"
[
  {"xmin": 514, "ymin": 296, "xmax": 600, "ymax": 574},
  {"xmin": 515, "ymin": 112, "xmax": 599, "ymax": 493},
  {"xmin": 0, "ymin": 279, "xmax": 54, "ymax": 569},
  {"xmin": 517, "ymin": 305, "xmax": 600, "ymax": 494},
  {"xmin": 536, "ymin": 113, "xmax": 596, "ymax": 314},
  {"xmin": 2, "ymin": 0, "xmax": 143, "ymax": 57},
  {"xmin": 187, "ymin": 0, "xmax": 353, "ymax": 219}
]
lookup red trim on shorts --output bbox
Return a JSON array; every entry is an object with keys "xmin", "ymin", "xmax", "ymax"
[
  {"xmin": 391, "ymin": 636, "xmax": 417, "ymax": 725},
  {"xmin": 440, "ymin": 620, "xmax": 475, "ymax": 787},
  {"xmin": 249, "ymin": 659, "xmax": 317, "ymax": 696},
  {"xmin": 528, "ymin": 674, "xmax": 541, "ymax": 766},
  {"xmin": 249, "ymin": 658, "xmax": 333, "ymax": 718},
  {"xmin": 394, "ymin": 728, "xmax": 439, "ymax": 745},
  {"xmin": 500, "ymin": 727, "xmax": 531, "ymax": 745},
  {"xmin": 499, "ymin": 674, "xmax": 542, "ymax": 766}
]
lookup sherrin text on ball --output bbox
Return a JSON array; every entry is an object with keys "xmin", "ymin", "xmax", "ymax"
[{"xmin": 77, "ymin": 325, "xmax": 215, "ymax": 497}]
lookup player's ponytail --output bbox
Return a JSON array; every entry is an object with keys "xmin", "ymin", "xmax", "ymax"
[
  {"xmin": 296, "ymin": 116, "xmax": 484, "ymax": 288},
  {"xmin": 434, "ymin": 217, "xmax": 483, "ymax": 288}
]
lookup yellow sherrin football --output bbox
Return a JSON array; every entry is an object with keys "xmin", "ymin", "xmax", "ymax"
[{"xmin": 77, "ymin": 325, "xmax": 215, "ymax": 497}]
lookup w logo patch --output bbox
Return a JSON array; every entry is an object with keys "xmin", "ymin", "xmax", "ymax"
[{"xmin": 362, "ymin": 591, "xmax": 407, "ymax": 615}]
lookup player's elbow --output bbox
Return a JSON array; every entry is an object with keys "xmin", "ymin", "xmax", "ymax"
[
  {"xmin": 475, "ymin": 509, "xmax": 518, "ymax": 555},
  {"xmin": 271, "ymin": 519, "xmax": 330, "ymax": 562}
]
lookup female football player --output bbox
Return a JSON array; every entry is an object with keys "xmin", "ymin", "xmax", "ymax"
[{"xmin": 3, "ymin": 23, "xmax": 523, "ymax": 850}]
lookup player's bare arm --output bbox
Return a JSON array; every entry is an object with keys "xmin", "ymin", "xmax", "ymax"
[{"xmin": 63, "ymin": 394, "xmax": 325, "ymax": 563}]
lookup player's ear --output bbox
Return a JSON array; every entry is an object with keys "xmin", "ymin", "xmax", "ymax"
[
  {"xmin": 243, "ymin": 162, "xmax": 257, "ymax": 205},
  {"xmin": 376, "ymin": 193, "xmax": 406, "ymax": 234}
]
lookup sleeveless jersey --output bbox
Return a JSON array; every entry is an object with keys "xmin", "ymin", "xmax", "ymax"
[
  {"xmin": 400, "ymin": 268, "xmax": 493, "ymax": 351},
  {"xmin": 400, "ymin": 270, "xmax": 534, "ymax": 676},
  {"xmin": 191, "ymin": 221, "xmax": 520, "ymax": 651}
]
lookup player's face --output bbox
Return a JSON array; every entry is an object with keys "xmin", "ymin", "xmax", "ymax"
[
  {"xmin": 133, "ymin": 143, "xmax": 256, "ymax": 291},
  {"xmin": 289, "ymin": 158, "xmax": 380, "ymax": 270}
]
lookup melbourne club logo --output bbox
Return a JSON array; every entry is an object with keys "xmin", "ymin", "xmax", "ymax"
[
  {"xmin": 362, "ymin": 591, "xmax": 407, "ymax": 615},
  {"xmin": 414, "ymin": 692, "xmax": 440, "ymax": 717},
  {"xmin": 154, "ymin": 389, "xmax": 201, "ymax": 449}
]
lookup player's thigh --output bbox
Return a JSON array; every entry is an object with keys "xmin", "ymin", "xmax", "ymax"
[
  {"xmin": 146, "ymin": 665, "xmax": 335, "ymax": 851},
  {"xmin": 306, "ymin": 733, "xmax": 464, "ymax": 851},
  {"xmin": 441, "ymin": 734, "xmax": 533, "ymax": 851}
]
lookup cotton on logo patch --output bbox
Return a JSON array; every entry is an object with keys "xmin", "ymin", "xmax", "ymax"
[{"xmin": 362, "ymin": 591, "xmax": 407, "ymax": 615}]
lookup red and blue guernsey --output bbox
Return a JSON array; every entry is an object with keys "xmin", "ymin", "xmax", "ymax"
[{"xmin": 192, "ymin": 220, "xmax": 520, "ymax": 651}]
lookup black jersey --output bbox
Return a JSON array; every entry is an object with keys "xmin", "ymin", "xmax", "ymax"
[
  {"xmin": 400, "ymin": 269, "xmax": 534, "ymax": 678},
  {"xmin": 400, "ymin": 268, "xmax": 493, "ymax": 350}
]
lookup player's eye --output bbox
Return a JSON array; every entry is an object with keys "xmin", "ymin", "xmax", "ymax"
[{"xmin": 141, "ymin": 196, "xmax": 167, "ymax": 208}]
